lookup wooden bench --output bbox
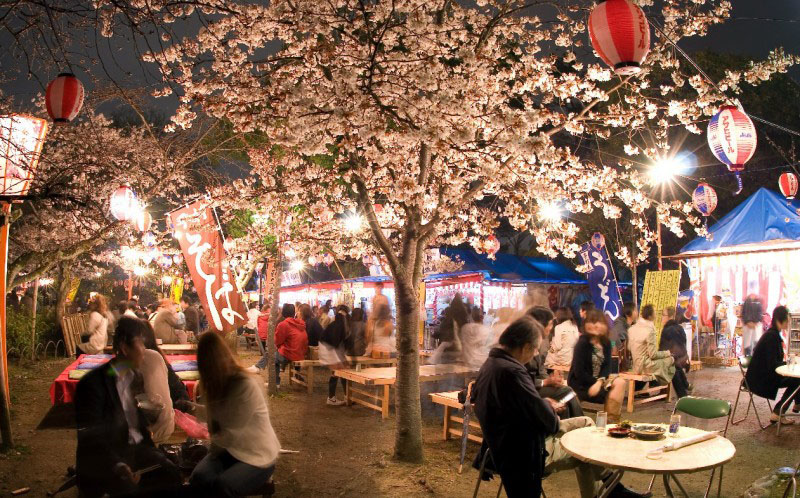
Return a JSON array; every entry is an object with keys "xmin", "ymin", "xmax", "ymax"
[
  {"xmin": 430, "ymin": 391, "xmax": 483, "ymax": 443},
  {"xmin": 61, "ymin": 313, "xmax": 87, "ymax": 357},
  {"xmin": 287, "ymin": 356, "xmax": 398, "ymax": 394},
  {"xmin": 620, "ymin": 372, "xmax": 670, "ymax": 413},
  {"xmin": 334, "ymin": 364, "xmax": 478, "ymax": 419}
]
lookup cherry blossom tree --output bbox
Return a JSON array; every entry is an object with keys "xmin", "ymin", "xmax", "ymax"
[{"xmin": 149, "ymin": 0, "xmax": 798, "ymax": 461}]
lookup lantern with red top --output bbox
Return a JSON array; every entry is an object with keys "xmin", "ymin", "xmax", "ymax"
[
  {"xmin": 778, "ymin": 172, "xmax": 798, "ymax": 202},
  {"xmin": 485, "ymin": 235, "xmax": 501, "ymax": 257},
  {"xmin": 46, "ymin": 73, "xmax": 85, "ymax": 124},
  {"xmin": 133, "ymin": 210, "xmax": 152, "ymax": 232},
  {"xmin": 707, "ymin": 105, "xmax": 757, "ymax": 195},
  {"xmin": 692, "ymin": 182, "xmax": 717, "ymax": 234},
  {"xmin": 109, "ymin": 185, "xmax": 141, "ymax": 222},
  {"xmin": 588, "ymin": 0, "xmax": 651, "ymax": 75}
]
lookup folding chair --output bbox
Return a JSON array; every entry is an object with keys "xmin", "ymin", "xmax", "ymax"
[
  {"xmin": 731, "ymin": 356, "xmax": 772, "ymax": 429},
  {"xmin": 647, "ymin": 396, "xmax": 732, "ymax": 498},
  {"xmin": 473, "ymin": 448, "xmax": 505, "ymax": 498},
  {"xmin": 783, "ymin": 461, "xmax": 800, "ymax": 498}
]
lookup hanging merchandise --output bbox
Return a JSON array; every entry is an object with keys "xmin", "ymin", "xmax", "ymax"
[
  {"xmin": 707, "ymin": 105, "xmax": 757, "ymax": 195},
  {"xmin": 588, "ymin": 0, "xmax": 650, "ymax": 75},
  {"xmin": 46, "ymin": 73, "xmax": 85, "ymax": 124},
  {"xmin": 133, "ymin": 210, "xmax": 152, "ymax": 232},
  {"xmin": 779, "ymin": 172, "xmax": 798, "ymax": 201},
  {"xmin": 109, "ymin": 185, "xmax": 140, "ymax": 221}
]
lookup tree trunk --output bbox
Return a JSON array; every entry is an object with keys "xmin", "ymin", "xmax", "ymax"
[
  {"xmin": 630, "ymin": 244, "xmax": 638, "ymax": 309},
  {"xmin": 55, "ymin": 263, "xmax": 72, "ymax": 333},
  {"xmin": 265, "ymin": 251, "xmax": 282, "ymax": 396},
  {"xmin": 30, "ymin": 279, "xmax": 39, "ymax": 361},
  {"xmin": 392, "ymin": 272, "xmax": 423, "ymax": 463}
]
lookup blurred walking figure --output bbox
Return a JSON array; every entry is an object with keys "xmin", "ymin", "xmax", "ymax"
[
  {"xmin": 741, "ymin": 293, "xmax": 764, "ymax": 356},
  {"xmin": 460, "ymin": 307, "xmax": 492, "ymax": 369},
  {"xmin": 320, "ymin": 305, "xmax": 351, "ymax": 405},
  {"xmin": 430, "ymin": 293, "xmax": 469, "ymax": 364}
]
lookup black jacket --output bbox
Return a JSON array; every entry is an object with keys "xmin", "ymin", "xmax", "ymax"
[
  {"xmin": 471, "ymin": 348, "xmax": 559, "ymax": 496},
  {"xmin": 306, "ymin": 317, "xmax": 324, "ymax": 347},
  {"xmin": 746, "ymin": 327, "xmax": 786, "ymax": 399},
  {"xmin": 75, "ymin": 361, "xmax": 153, "ymax": 489},
  {"xmin": 659, "ymin": 320, "xmax": 689, "ymax": 370},
  {"xmin": 568, "ymin": 334, "xmax": 611, "ymax": 400},
  {"xmin": 321, "ymin": 316, "xmax": 348, "ymax": 349},
  {"xmin": 741, "ymin": 297, "xmax": 763, "ymax": 324}
]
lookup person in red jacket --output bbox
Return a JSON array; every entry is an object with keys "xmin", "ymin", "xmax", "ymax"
[
  {"xmin": 248, "ymin": 304, "xmax": 308, "ymax": 389},
  {"xmin": 257, "ymin": 304, "xmax": 270, "ymax": 343}
]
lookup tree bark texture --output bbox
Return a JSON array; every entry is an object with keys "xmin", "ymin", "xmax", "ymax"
[
  {"xmin": 392, "ymin": 273, "xmax": 423, "ymax": 463},
  {"xmin": 55, "ymin": 262, "xmax": 72, "ymax": 330}
]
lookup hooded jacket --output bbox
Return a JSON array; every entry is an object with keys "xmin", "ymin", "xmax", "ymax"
[
  {"xmin": 275, "ymin": 317, "xmax": 308, "ymax": 361},
  {"xmin": 257, "ymin": 312, "xmax": 270, "ymax": 341}
]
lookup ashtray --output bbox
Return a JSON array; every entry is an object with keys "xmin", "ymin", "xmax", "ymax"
[
  {"xmin": 631, "ymin": 424, "xmax": 666, "ymax": 440},
  {"xmin": 607, "ymin": 427, "xmax": 631, "ymax": 438}
]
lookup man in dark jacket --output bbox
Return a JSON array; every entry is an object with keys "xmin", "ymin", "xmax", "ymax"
[
  {"xmin": 741, "ymin": 294, "xmax": 764, "ymax": 356},
  {"xmin": 299, "ymin": 303, "xmax": 324, "ymax": 347},
  {"xmin": 659, "ymin": 307, "xmax": 690, "ymax": 398},
  {"xmin": 180, "ymin": 297, "xmax": 200, "ymax": 338},
  {"xmin": 75, "ymin": 316, "xmax": 182, "ymax": 497}
]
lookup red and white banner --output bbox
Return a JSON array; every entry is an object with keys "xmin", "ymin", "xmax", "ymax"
[{"xmin": 168, "ymin": 200, "xmax": 247, "ymax": 334}]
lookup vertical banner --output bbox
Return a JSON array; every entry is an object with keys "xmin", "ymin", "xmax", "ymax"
[
  {"xmin": 578, "ymin": 233, "xmax": 623, "ymax": 323},
  {"xmin": 168, "ymin": 201, "xmax": 247, "ymax": 334},
  {"xmin": 170, "ymin": 277, "xmax": 185, "ymax": 304},
  {"xmin": 640, "ymin": 270, "xmax": 681, "ymax": 341}
]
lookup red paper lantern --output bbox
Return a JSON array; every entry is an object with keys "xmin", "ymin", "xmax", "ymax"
[
  {"xmin": 707, "ymin": 105, "xmax": 757, "ymax": 194},
  {"xmin": 133, "ymin": 210, "xmax": 152, "ymax": 232},
  {"xmin": 323, "ymin": 253, "xmax": 334, "ymax": 266},
  {"xmin": 486, "ymin": 235, "xmax": 500, "ymax": 255},
  {"xmin": 588, "ymin": 0, "xmax": 651, "ymax": 75},
  {"xmin": 109, "ymin": 185, "xmax": 139, "ymax": 221},
  {"xmin": 45, "ymin": 73, "xmax": 85, "ymax": 124},
  {"xmin": 779, "ymin": 172, "xmax": 799, "ymax": 201}
]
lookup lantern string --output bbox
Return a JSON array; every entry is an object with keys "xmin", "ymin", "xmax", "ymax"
[{"xmin": 648, "ymin": 18, "xmax": 800, "ymax": 139}]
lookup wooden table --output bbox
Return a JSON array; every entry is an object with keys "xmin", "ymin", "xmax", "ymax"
[
  {"xmin": 561, "ymin": 425, "xmax": 735, "ymax": 497},
  {"xmin": 775, "ymin": 364, "xmax": 800, "ymax": 435},
  {"xmin": 288, "ymin": 356, "xmax": 398, "ymax": 394},
  {"xmin": 430, "ymin": 391, "xmax": 482, "ymax": 443},
  {"xmin": 103, "ymin": 343, "xmax": 197, "ymax": 355},
  {"xmin": 334, "ymin": 364, "xmax": 478, "ymax": 419}
]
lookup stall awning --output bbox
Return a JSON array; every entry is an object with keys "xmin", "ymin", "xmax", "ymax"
[{"xmin": 672, "ymin": 187, "xmax": 800, "ymax": 259}]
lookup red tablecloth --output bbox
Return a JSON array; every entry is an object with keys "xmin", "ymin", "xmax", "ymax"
[{"xmin": 49, "ymin": 354, "xmax": 198, "ymax": 405}]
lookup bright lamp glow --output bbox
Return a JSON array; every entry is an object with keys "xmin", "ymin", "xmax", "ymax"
[
  {"xmin": 649, "ymin": 157, "xmax": 679, "ymax": 184},
  {"xmin": 538, "ymin": 201, "xmax": 562, "ymax": 223},
  {"xmin": 285, "ymin": 247, "xmax": 297, "ymax": 259},
  {"xmin": 344, "ymin": 214, "xmax": 364, "ymax": 232},
  {"xmin": 39, "ymin": 277, "xmax": 54, "ymax": 286},
  {"xmin": 290, "ymin": 260, "xmax": 304, "ymax": 272},
  {"xmin": 162, "ymin": 275, "xmax": 173, "ymax": 285},
  {"xmin": 133, "ymin": 266, "xmax": 148, "ymax": 277}
]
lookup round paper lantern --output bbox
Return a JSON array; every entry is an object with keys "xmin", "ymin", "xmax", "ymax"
[
  {"xmin": 142, "ymin": 231, "xmax": 156, "ymax": 248},
  {"xmin": 133, "ymin": 210, "xmax": 152, "ymax": 232},
  {"xmin": 707, "ymin": 105, "xmax": 756, "ymax": 194},
  {"xmin": 588, "ymin": 0, "xmax": 651, "ymax": 75},
  {"xmin": 142, "ymin": 252, "xmax": 154, "ymax": 265},
  {"xmin": 485, "ymin": 235, "xmax": 500, "ymax": 255},
  {"xmin": 172, "ymin": 254, "xmax": 182, "ymax": 265},
  {"xmin": 109, "ymin": 185, "xmax": 139, "ymax": 221},
  {"xmin": 46, "ymin": 73, "xmax": 85, "ymax": 124},
  {"xmin": 692, "ymin": 183, "xmax": 717, "ymax": 217},
  {"xmin": 160, "ymin": 255, "xmax": 173, "ymax": 268},
  {"xmin": 323, "ymin": 253, "xmax": 334, "ymax": 266},
  {"xmin": 590, "ymin": 232, "xmax": 606, "ymax": 250},
  {"xmin": 779, "ymin": 172, "xmax": 799, "ymax": 200},
  {"xmin": 308, "ymin": 255, "xmax": 318, "ymax": 266}
]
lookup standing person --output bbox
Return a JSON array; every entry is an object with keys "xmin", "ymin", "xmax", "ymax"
[
  {"xmin": 244, "ymin": 304, "xmax": 260, "ymax": 338},
  {"xmin": 545, "ymin": 307, "xmax": 580, "ymax": 369},
  {"xmin": 299, "ymin": 304, "xmax": 323, "ymax": 347},
  {"xmin": 746, "ymin": 306, "xmax": 800, "ymax": 424},
  {"xmin": 78, "ymin": 294, "xmax": 112, "ymax": 355},
  {"xmin": 247, "ymin": 304, "xmax": 307, "ymax": 389},
  {"xmin": 320, "ymin": 305, "xmax": 350, "ymax": 405},
  {"xmin": 153, "ymin": 299, "xmax": 185, "ymax": 344},
  {"xmin": 569, "ymin": 310, "xmax": 628, "ymax": 423},
  {"xmin": 181, "ymin": 297, "xmax": 200, "ymax": 339},
  {"xmin": 189, "ymin": 332, "xmax": 280, "ymax": 497},
  {"xmin": 317, "ymin": 301, "xmax": 333, "ymax": 329},
  {"xmin": 709, "ymin": 295, "xmax": 723, "ymax": 349},
  {"xmin": 370, "ymin": 298, "xmax": 396, "ymax": 356},
  {"xmin": 346, "ymin": 307, "xmax": 367, "ymax": 357},
  {"xmin": 627, "ymin": 304, "xmax": 675, "ymax": 386},
  {"xmin": 460, "ymin": 307, "xmax": 492, "ymax": 369},
  {"xmin": 741, "ymin": 294, "xmax": 764, "ymax": 356},
  {"xmin": 431, "ymin": 293, "xmax": 468, "ymax": 363},
  {"xmin": 578, "ymin": 301, "xmax": 594, "ymax": 333},
  {"xmin": 256, "ymin": 304, "xmax": 271, "ymax": 350},
  {"xmin": 659, "ymin": 307, "xmax": 690, "ymax": 399},
  {"xmin": 74, "ymin": 316, "xmax": 182, "ymax": 497}
]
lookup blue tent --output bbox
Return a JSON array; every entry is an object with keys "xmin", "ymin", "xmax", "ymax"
[
  {"xmin": 430, "ymin": 248, "xmax": 586, "ymax": 285},
  {"xmin": 678, "ymin": 187, "xmax": 800, "ymax": 256}
]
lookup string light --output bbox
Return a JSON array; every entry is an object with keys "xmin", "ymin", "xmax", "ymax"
[
  {"xmin": 537, "ymin": 201, "xmax": 563, "ymax": 223},
  {"xmin": 290, "ymin": 260, "xmax": 304, "ymax": 272}
]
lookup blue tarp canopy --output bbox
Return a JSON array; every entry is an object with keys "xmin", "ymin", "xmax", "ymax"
[
  {"xmin": 428, "ymin": 248, "xmax": 586, "ymax": 285},
  {"xmin": 677, "ymin": 187, "xmax": 800, "ymax": 256}
]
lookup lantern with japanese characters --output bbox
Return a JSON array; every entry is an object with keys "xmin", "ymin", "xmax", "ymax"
[
  {"xmin": 707, "ymin": 105, "xmax": 756, "ymax": 194},
  {"xmin": 588, "ymin": 0, "xmax": 651, "ymax": 75},
  {"xmin": 692, "ymin": 183, "xmax": 717, "ymax": 230},
  {"xmin": 46, "ymin": 73, "xmax": 85, "ymax": 124},
  {"xmin": 109, "ymin": 185, "xmax": 140, "ymax": 221},
  {"xmin": 779, "ymin": 172, "xmax": 798, "ymax": 201}
]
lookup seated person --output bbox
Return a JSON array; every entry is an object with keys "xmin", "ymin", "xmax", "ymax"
[
  {"xmin": 142, "ymin": 320, "xmax": 190, "ymax": 407},
  {"xmin": 610, "ymin": 302, "xmax": 637, "ymax": 361},
  {"xmin": 746, "ymin": 306, "xmax": 800, "ymax": 425},
  {"xmin": 247, "ymin": 303, "xmax": 308, "ymax": 390},
  {"xmin": 471, "ymin": 316, "xmax": 647, "ymax": 498},
  {"xmin": 459, "ymin": 307, "xmax": 492, "ymax": 369},
  {"xmin": 659, "ymin": 306, "xmax": 690, "ymax": 399},
  {"xmin": 188, "ymin": 332, "xmax": 280, "ymax": 497},
  {"xmin": 627, "ymin": 305, "xmax": 675, "ymax": 386},
  {"xmin": 568, "ymin": 310, "xmax": 628, "ymax": 423},
  {"xmin": 75, "ymin": 316, "xmax": 182, "ymax": 498},
  {"xmin": 545, "ymin": 307, "xmax": 580, "ymax": 369}
]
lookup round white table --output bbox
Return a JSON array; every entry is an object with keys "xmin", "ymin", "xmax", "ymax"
[
  {"xmin": 775, "ymin": 364, "xmax": 800, "ymax": 435},
  {"xmin": 560, "ymin": 426, "xmax": 736, "ymax": 497}
]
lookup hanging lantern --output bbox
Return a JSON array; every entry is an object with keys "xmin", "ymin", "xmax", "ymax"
[
  {"xmin": 141, "ymin": 252, "xmax": 154, "ymax": 265},
  {"xmin": 45, "ymin": 73, "xmax": 85, "ymax": 124},
  {"xmin": 692, "ymin": 182, "xmax": 717, "ymax": 217},
  {"xmin": 779, "ymin": 172, "xmax": 799, "ymax": 201},
  {"xmin": 109, "ymin": 185, "xmax": 139, "ymax": 221},
  {"xmin": 308, "ymin": 255, "xmax": 318, "ymax": 266},
  {"xmin": 222, "ymin": 236, "xmax": 235, "ymax": 252},
  {"xmin": 160, "ymin": 255, "xmax": 173, "ymax": 268},
  {"xmin": 373, "ymin": 204, "xmax": 384, "ymax": 214},
  {"xmin": 588, "ymin": 0, "xmax": 651, "ymax": 75},
  {"xmin": 133, "ymin": 210, "xmax": 152, "ymax": 232},
  {"xmin": 486, "ymin": 235, "xmax": 500, "ymax": 256},
  {"xmin": 707, "ymin": 105, "xmax": 757, "ymax": 195},
  {"xmin": 172, "ymin": 254, "xmax": 182, "ymax": 266},
  {"xmin": 142, "ymin": 231, "xmax": 156, "ymax": 248},
  {"xmin": 323, "ymin": 253, "xmax": 334, "ymax": 266}
]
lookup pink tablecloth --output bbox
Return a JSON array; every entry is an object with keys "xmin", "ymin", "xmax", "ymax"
[{"xmin": 49, "ymin": 354, "xmax": 197, "ymax": 405}]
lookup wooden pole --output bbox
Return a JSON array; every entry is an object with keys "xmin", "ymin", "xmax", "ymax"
[
  {"xmin": 0, "ymin": 202, "xmax": 14, "ymax": 449},
  {"xmin": 657, "ymin": 218, "xmax": 663, "ymax": 271},
  {"xmin": 127, "ymin": 270, "xmax": 134, "ymax": 300},
  {"xmin": 30, "ymin": 279, "xmax": 39, "ymax": 361}
]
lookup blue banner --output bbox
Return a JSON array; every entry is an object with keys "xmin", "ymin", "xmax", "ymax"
[{"xmin": 579, "ymin": 233, "xmax": 623, "ymax": 322}]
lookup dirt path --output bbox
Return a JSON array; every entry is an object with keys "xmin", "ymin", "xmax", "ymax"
[{"xmin": 0, "ymin": 352, "xmax": 796, "ymax": 497}]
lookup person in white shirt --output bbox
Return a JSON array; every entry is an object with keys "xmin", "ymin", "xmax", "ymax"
[
  {"xmin": 245, "ymin": 306, "xmax": 260, "ymax": 335},
  {"xmin": 627, "ymin": 304, "xmax": 675, "ymax": 385},
  {"xmin": 545, "ymin": 307, "xmax": 580, "ymax": 369},
  {"xmin": 189, "ymin": 331, "xmax": 279, "ymax": 497},
  {"xmin": 78, "ymin": 294, "xmax": 112, "ymax": 355}
]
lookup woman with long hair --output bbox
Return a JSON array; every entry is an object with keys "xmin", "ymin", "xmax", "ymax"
[
  {"xmin": 545, "ymin": 307, "xmax": 580, "ymax": 369},
  {"xmin": 568, "ymin": 309, "xmax": 627, "ymax": 422},
  {"xmin": 78, "ymin": 294, "xmax": 112, "ymax": 355},
  {"xmin": 190, "ymin": 332, "xmax": 280, "ymax": 497},
  {"xmin": 320, "ymin": 305, "xmax": 350, "ymax": 406}
]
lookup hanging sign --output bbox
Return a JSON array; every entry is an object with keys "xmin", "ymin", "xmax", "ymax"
[
  {"xmin": 578, "ymin": 233, "xmax": 623, "ymax": 322},
  {"xmin": 170, "ymin": 276, "xmax": 184, "ymax": 304},
  {"xmin": 281, "ymin": 270, "xmax": 302, "ymax": 286},
  {"xmin": 167, "ymin": 201, "xmax": 247, "ymax": 334},
  {"xmin": 640, "ymin": 270, "xmax": 682, "ymax": 341}
]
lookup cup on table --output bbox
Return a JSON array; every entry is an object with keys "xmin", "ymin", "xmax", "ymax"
[
  {"xmin": 596, "ymin": 411, "xmax": 607, "ymax": 432},
  {"xmin": 669, "ymin": 414, "xmax": 681, "ymax": 437}
]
